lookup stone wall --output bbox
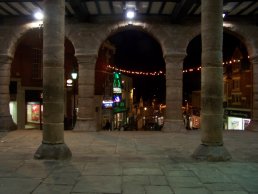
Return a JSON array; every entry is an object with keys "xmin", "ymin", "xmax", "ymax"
[{"xmin": 0, "ymin": 17, "xmax": 257, "ymax": 131}]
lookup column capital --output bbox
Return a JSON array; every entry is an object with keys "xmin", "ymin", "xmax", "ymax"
[
  {"xmin": 75, "ymin": 54, "xmax": 97, "ymax": 69},
  {"xmin": 164, "ymin": 52, "xmax": 186, "ymax": 59},
  {"xmin": 164, "ymin": 52, "xmax": 186, "ymax": 65},
  {"xmin": 74, "ymin": 53, "xmax": 98, "ymax": 62}
]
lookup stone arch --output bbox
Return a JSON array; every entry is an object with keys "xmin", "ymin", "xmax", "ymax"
[
  {"xmin": 95, "ymin": 23, "xmax": 188, "ymax": 132},
  {"xmin": 103, "ymin": 23, "xmax": 164, "ymax": 56},
  {"xmin": 1, "ymin": 23, "xmax": 77, "ymax": 131},
  {"xmin": 95, "ymin": 23, "xmax": 167, "ymax": 131},
  {"xmin": 222, "ymin": 24, "xmax": 258, "ymax": 131},
  {"xmin": 223, "ymin": 27, "xmax": 255, "ymax": 57},
  {"xmin": 0, "ymin": 22, "xmax": 38, "ymax": 131}
]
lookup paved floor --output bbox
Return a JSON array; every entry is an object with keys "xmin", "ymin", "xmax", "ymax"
[{"xmin": 0, "ymin": 129, "xmax": 258, "ymax": 194}]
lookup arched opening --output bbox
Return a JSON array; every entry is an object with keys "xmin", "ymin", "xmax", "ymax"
[
  {"xmin": 9, "ymin": 28, "xmax": 78, "ymax": 130},
  {"xmin": 183, "ymin": 32, "xmax": 251, "ymax": 130},
  {"xmin": 95, "ymin": 28, "xmax": 165, "ymax": 131}
]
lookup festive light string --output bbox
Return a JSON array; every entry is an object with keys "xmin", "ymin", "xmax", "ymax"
[
  {"xmin": 183, "ymin": 66, "xmax": 201, "ymax": 73},
  {"xmin": 106, "ymin": 57, "xmax": 249, "ymax": 76},
  {"xmin": 106, "ymin": 65, "xmax": 165, "ymax": 76},
  {"xmin": 183, "ymin": 57, "xmax": 249, "ymax": 73}
]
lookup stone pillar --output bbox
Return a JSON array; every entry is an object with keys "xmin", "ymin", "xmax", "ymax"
[
  {"xmin": 0, "ymin": 54, "xmax": 16, "ymax": 131},
  {"xmin": 246, "ymin": 55, "xmax": 258, "ymax": 131},
  {"xmin": 162, "ymin": 53, "xmax": 185, "ymax": 132},
  {"xmin": 34, "ymin": 0, "xmax": 72, "ymax": 160},
  {"xmin": 192, "ymin": 0, "xmax": 231, "ymax": 161},
  {"xmin": 16, "ymin": 80, "xmax": 25, "ymax": 129},
  {"xmin": 73, "ymin": 54, "xmax": 97, "ymax": 131}
]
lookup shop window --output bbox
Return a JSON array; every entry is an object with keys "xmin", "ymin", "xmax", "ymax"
[{"xmin": 32, "ymin": 48, "xmax": 42, "ymax": 79}]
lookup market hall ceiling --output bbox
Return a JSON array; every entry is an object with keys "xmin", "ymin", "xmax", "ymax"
[{"xmin": 0, "ymin": 0, "xmax": 257, "ymax": 23}]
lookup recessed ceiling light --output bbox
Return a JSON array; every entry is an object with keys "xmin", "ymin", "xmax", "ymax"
[
  {"xmin": 126, "ymin": 10, "xmax": 135, "ymax": 19},
  {"xmin": 34, "ymin": 11, "xmax": 44, "ymax": 20}
]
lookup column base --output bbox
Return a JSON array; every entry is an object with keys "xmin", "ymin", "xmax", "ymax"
[
  {"xmin": 192, "ymin": 144, "xmax": 231, "ymax": 161},
  {"xmin": 73, "ymin": 118, "xmax": 97, "ymax": 132},
  {"xmin": 162, "ymin": 119, "xmax": 185, "ymax": 132},
  {"xmin": 34, "ymin": 143, "xmax": 72, "ymax": 160},
  {"xmin": 0, "ymin": 115, "xmax": 16, "ymax": 131},
  {"xmin": 245, "ymin": 120, "xmax": 258, "ymax": 132}
]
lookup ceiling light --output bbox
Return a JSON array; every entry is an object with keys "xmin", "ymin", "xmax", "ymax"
[
  {"xmin": 34, "ymin": 11, "xmax": 44, "ymax": 20},
  {"xmin": 126, "ymin": 10, "xmax": 135, "ymax": 19}
]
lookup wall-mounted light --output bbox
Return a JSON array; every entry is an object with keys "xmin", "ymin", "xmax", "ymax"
[
  {"xmin": 222, "ymin": 13, "xmax": 227, "ymax": 18},
  {"xmin": 71, "ymin": 70, "xmax": 78, "ymax": 80}
]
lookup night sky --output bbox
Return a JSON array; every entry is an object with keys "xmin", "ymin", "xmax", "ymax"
[
  {"xmin": 183, "ymin": 33, "xmax": 248, "ymax": 101},
  {"xmin": 108, "ymin": 30, "xmax": 248, "ymax": 104},
  {"xmin": 108, "ymin": 30, "xmax": 166, "ymax": 104}
]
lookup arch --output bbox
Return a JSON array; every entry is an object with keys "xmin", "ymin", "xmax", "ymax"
[
  {"xmin": 7, "ymin": 24, "xmax": 77, "ymax": 130},
  {"xmin": 223, "ymin": 27, "xmax": 255, "ymax": 58},
  {"xmin": 94, "ymin": 24, "xmax": 166, "ymax": 131},
  {"xmin": 183, "ymin": 30, "xmax": 252, "ymax": 130},
  {"xmin": 104, "ymin": 23, "xmax": 164, "ymax": 55}
]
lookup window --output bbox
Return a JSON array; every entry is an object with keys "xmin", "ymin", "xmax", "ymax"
[
  {"xmin": 232, "ymin": 78, "xmax": 240, "ymax": 91},
  {"xmin": 32, "ymin": 48, "xmax": 42, "ymax": 79},
  {"xmin": 232, "ymin": 93, "xmax": 241, "ymax": 105}
]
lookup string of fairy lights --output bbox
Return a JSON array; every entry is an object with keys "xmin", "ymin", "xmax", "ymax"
[
  {"xmin": 106, "ymin": 56, "xmax": 249, "ymax": 76},
  {"xmin": 106, "ymin": 65, "xmax": 165, "ymax": 76}
]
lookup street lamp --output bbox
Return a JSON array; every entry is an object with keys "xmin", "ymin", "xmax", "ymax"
[{"xmin": 71, "ymin": 67, "xmax": 78, "ymax": 129}]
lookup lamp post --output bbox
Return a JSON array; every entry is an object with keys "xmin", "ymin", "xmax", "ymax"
[{"xmin": 71, "ymin": 67, "xmax": 78, "ymax": 129}]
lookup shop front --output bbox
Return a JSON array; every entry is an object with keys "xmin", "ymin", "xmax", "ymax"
[
  {"xmin": 224, "ymin": 108, "xmax": 251, "ymax": 130},
  {"xmin": 25, "ymin": 90, "xmax": 43, "ymax": 128}
]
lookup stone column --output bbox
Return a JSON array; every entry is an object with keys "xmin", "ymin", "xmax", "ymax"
[
  {"xmin": 162, "ymin": 53, "xmax": 185, "ymax": 132},
  {"xmin": 34, "ymin": 0, "xmax": 72, "ymax": 160},
  {"xmin": 73, "ymin": 54, "xmax": 97, "ymax": 131},
  {"xmin": 192, "ymin": 0, "xmax": 231, "ymax": 161},
  {"xmin": 16, "ymin": 80, "xmax": 25, "ymax": 129},
  {"xmin": 246, "ymin": 55, "xmax": 258, "ymax": 131},
  {"xmin": 0, "ymin": 54, "xmax": 16, "ymax": 131}
]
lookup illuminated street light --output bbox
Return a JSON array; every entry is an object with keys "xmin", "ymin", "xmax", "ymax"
[
  {"xmin": 66, "ymin": 79, "xmax": 73, "ymax": 87},
  {"xmin": 71, "ymin": 70, "xmax": 78, "ymax": 80}
]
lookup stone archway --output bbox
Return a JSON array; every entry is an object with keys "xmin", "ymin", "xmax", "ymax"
[
  {"xmin": 0, "ymin": 21, "xmax": 40, "ymax": 131},
  {"xmin": 96, "ymin": 27, "xmax": 166, "ymax": 131},
  {"xmin": 0, "ymin": 19, "xmax": 78, "ymax": 132},
  {"xmin": 222, "ymin": 26, "xmax": 258, "ymax": 131},
  {"xmin": 183, "ymin": 32, "xmax": 252, "ymax": 131},
  {"xmin": 69, "ymin": 22, "xmax": 193, "ymax": 132}
]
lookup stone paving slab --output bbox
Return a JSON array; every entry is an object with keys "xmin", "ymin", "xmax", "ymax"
[{"xmin": 0, "ymin": 130, "xmax": 258, "ymax": 194}]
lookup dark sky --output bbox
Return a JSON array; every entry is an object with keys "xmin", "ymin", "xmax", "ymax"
[
  {"xmin": 107, "ymin": 30, "xmax": 248, "ymax": 104},
  {"xmin": 183, "ymin": 33, "xmax": 248, "ymax": 101},
  {"xmin": 108, "ymin": 30, "xmax": 166, "ymax": 104}
]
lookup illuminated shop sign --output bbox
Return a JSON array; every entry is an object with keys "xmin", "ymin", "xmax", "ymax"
[
  {"xmin": 102, "ymin": 100, "xmax": 113, "ymax": 109},
  {"xmin": 113, "ymin": 87, "xmax": 122, "ymax": 93},
  {"xmin": 113, "ymin": 72, "xmax": 122, "ymax": 94},
  {"xmin": 113, "ymin": 95, "xmax": 121, "ymax": 102},
  {"xmin": 224, "ymin": 109, "xmax": 251, "ymax": 118}
]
